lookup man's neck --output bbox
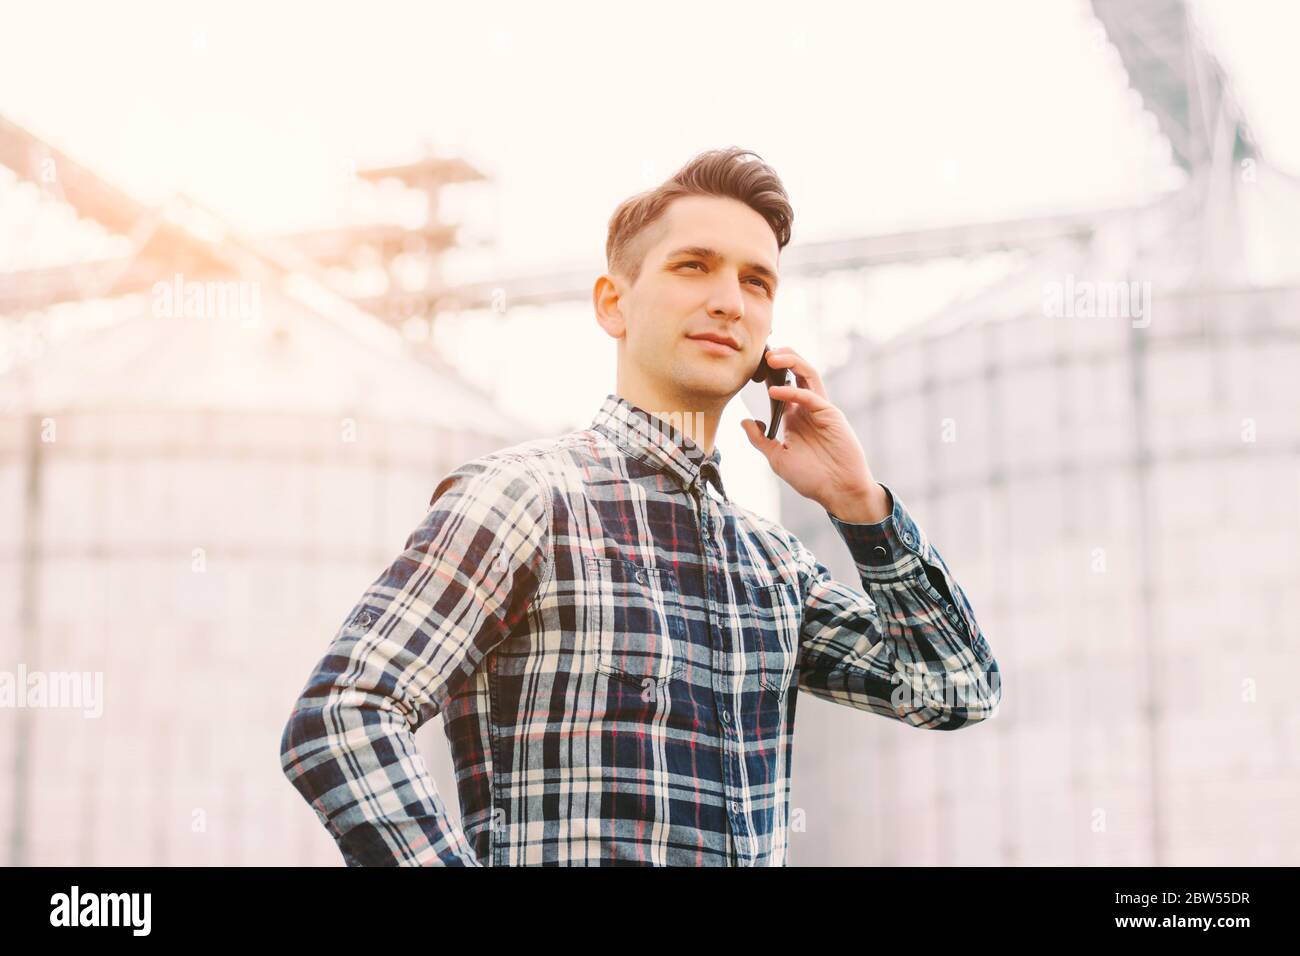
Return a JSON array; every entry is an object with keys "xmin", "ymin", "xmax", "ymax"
[{"xmin": 615, "ymin": 383, "xmax": 724, "ymax": 457}]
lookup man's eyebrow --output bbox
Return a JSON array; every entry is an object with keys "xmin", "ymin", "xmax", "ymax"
[{"xmin": 664, "ymin": 245, "xmax": 779, "ymax": 288}]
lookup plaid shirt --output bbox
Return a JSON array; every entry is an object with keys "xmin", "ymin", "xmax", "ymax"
[{"xmin": 280, "ymin": 392, "xmax": 1000, "ymax": 866}]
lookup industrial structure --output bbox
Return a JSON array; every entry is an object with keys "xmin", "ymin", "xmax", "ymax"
[
  {"xmin": 2, "ymin": 0, "xmax": 1296, "ymax": 865},
  {"xmin": 0, "ymin": 121, "xmax": 530, "ymax": 864},
  {"xmin": 788, "ymin": 0, "xmax": 1299, "ymax": 865}
]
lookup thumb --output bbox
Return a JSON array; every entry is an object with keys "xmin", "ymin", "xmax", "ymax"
[{"xmin": 742, "ymin": 418, "xmax": 774, "ymax": 454}]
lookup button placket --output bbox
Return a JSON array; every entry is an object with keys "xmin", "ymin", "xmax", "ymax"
[{"xmin": 693, "ymin": 480, "xmax": 750, "ymax": 856}]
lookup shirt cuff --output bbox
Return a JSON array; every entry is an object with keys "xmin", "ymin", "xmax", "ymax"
[{"xmin": 826, "ymin": 482, "xmax": 927, "ymax": 579}]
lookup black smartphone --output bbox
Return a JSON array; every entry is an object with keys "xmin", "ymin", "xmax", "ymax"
[{"xmin": 749, "ymin": 344, "xmax": 790, "ymax": 440}]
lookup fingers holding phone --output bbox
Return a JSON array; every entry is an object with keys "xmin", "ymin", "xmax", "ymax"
[{"xmin": 748, "ymin": 343, "xmax": 790, "ymax": 440}]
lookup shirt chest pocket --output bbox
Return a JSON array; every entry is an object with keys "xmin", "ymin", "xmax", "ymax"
[
  {"xmin": 583, "ymin": 555, "xmax": 689, "ymax": 686},
  {"xmin": 743, "ymin": 580, "xmax": 801, "ymax": 701}
]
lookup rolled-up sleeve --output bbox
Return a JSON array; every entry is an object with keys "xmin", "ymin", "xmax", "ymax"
[
  {"xmin": 279, "ymin": 454, "xmax": 552, "ymax": 865},
  {"xmin": 794, "ymin": 482, "xmax": 1000, "ymax": 730}
]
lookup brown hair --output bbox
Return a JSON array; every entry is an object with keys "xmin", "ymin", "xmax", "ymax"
[{"xmin": 605, "ymin": 146, "xmax": 793, "ymax": 285}]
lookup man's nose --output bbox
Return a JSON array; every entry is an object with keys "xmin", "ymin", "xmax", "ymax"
[{"xmin": 706, "ymin": 275, "xmax": 745, "ymax": 319}]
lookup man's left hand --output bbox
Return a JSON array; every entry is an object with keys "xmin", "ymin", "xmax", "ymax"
[{"xmin": 740, "ymin": 346, "xmax": 890, "ymax": 524}]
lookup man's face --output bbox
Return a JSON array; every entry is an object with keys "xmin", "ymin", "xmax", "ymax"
[{"xmin": 609, "ymin": 194, "xmax": 780, "ymax": 407}]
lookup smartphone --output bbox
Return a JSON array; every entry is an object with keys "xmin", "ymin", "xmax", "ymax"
[{"xmin": 749, "ymin": 344, "xmax": 790, "ymax": 440}]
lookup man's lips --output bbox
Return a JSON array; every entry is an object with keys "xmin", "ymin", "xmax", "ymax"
[{"xmin": 687, "ymin": 333, "xmax": 741, "ymax": 351}]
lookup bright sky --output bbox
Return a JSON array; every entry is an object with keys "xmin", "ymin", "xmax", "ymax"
[
  {"xmin": 7, "ymin": 0, "xmax": 1297, "ymax": 262},
  {"xmin": 2, "ymin": 0, "xmax": 1296, "ymax": 514}
]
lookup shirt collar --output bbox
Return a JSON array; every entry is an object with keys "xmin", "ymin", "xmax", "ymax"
[{"xmin": 590, "ymin": 393, "xmax": 728, "ymax": 501}]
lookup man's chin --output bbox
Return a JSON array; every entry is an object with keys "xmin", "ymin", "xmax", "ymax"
[{"xmin": 675, "ymin": 372, "xmax": 743, "ymax": 406}]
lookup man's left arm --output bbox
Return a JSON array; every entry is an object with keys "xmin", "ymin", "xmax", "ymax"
[
  {"xmin": 792, "ymin": 481, "xmax": 1001, "ymax": 730},
  {"xmin": 740, "ymin": 345, "xmax": 1000, "ymax": 730}
]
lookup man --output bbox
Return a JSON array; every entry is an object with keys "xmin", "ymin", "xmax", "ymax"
[{"xmin": 280, "ymin": 146, "xmax": 1001, "ymax": 867}]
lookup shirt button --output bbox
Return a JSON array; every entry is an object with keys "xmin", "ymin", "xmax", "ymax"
[
  {"xmin": 902, "ymin": 532, "xmax": 915, "ymax": 546},
  {"xmin": 634, "ymin": 570, "xmax": 646, "ymax": 583},
  {"xmin": 721, "ymin": 709, "xmax": 730, "ymax": 723}
]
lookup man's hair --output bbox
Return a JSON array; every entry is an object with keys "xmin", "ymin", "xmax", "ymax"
[{"xmin": 605, "ymin": 146, "xmax": 793, "ymax": 285}]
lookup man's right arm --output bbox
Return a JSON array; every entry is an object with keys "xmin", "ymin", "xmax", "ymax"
[{"xmin": 279, "ymin": 454, "xmax": 551, "ymax": 866}]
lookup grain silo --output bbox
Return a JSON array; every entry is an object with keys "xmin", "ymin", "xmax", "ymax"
[
  {"xmin": 780, "ymin": 0, "xmax": 1300, "ymax": 865},
  {"xmin": 0, "ymin": 120, "xmax": 530, "ymax": 865}
]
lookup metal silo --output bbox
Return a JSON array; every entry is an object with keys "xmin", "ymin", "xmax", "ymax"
[
  {"xmin": 0, "ymin": 112, "xmax": 532, "ymax": 865},
  {"xmin": 783, "ymin": 104, "xmax": 1300, "ymax": 865}
]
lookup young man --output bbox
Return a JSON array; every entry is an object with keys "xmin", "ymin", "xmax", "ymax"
[{"xmin": 280, "ymin": 147, "xmax": 1001, "ymax": 867}]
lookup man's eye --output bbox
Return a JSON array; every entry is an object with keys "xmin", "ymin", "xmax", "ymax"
[{"xmin": 676, "ymin": 262, "xmax": 770, "ymax": 294}]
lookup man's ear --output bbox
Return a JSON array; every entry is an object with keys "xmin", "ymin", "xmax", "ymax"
[{"xmin": 592, "ymin": 274, "xmax": 627, "ymax": 340}]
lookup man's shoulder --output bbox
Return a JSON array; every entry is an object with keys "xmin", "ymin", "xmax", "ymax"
[
  {"xmin": 443, "ymin": 427, "xmax": 601, "ymax": 493},
  {"xmin": 470, "ymin": 426, "xmax": 599, "ymax": 473}
]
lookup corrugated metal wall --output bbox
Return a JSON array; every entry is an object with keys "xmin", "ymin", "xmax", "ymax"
[
  {"xmin": 783, "ymin": 283, "xmax": 1300, "ymax": 865},
  {"xmin": 0, "ymin": 297, "xmax": 528, "ymax": 864}
]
